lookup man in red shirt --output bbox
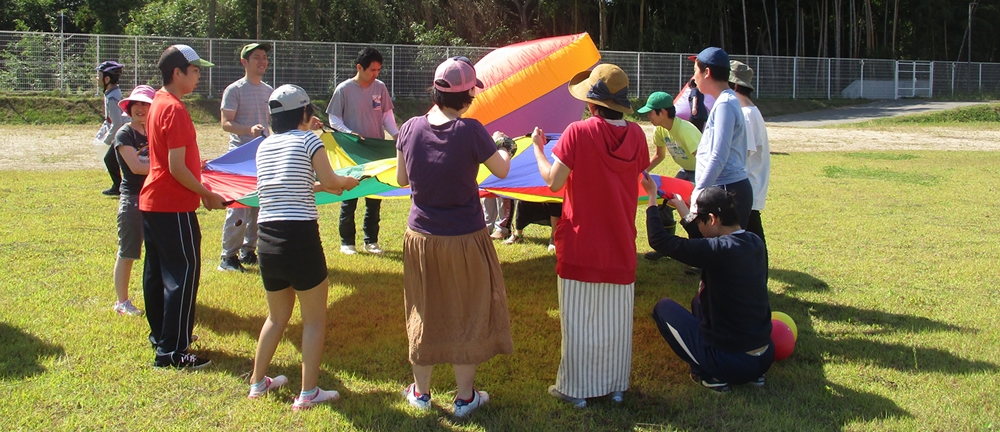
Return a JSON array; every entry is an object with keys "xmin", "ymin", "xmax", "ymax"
[{"xmin": 140, "ymin": 44, "xmax": 224, "ymax": 369}]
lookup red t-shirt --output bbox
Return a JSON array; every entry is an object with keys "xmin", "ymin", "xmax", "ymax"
[
  {"xmin": 553, "ymin": 116, "xmax": 650, "ymax": 285},
  {"xmin": 140, "ymin": 89, "xmax": 201, "ymax": 212}
]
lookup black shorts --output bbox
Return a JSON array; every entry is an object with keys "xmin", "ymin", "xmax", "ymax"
[{"xmin": 257, "ymin": 220, "xmax": 328, "ymax": 292}]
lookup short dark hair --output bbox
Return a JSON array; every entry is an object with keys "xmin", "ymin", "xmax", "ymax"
[
  {"xmin": 270, "ymin": 104, "xmax": 315, "ymax": 134},
  {"xmin": 429, "ymin": 86, "xmax": 474, "ymax": 111},
  {"xmin": 733, "ymin": 84, "xmax": 754, "ymax": 96},
  {"xmin": 356, "ymin": 47, "xmax": 384, "ymax": 69},
  {"xmin": 653, "ymin": 106, "xmax": 676, "ymax": 119},
  {"xmin": 101, "ymin": 71, "xmax": 121, "ymax": 86},
  {"xmin": 591, "ymin": 104, "xmax": 624, "ymax": 120},
  {"xmin": 696, "ymin": 59, "xmax": 729, "ymax": 83},
  {"xmin": 124, "ymin": 101, "xmax": 148, "ymax": 116},
  {"xmin": 689, "ymin": 187, "xmax": 740, "ymax": 226}
]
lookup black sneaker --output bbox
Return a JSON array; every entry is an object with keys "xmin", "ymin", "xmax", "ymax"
[
  {"xmin": 217, "ymin": 255, "xmax": 246, "ymax": 272},
  {"xmin": 238, "ymin": 251, "xmax": 258, "ymax": 266},
  {"xmin": 684, "ymin": 266, "xmax": 702, "ymax": 275},
  {"xmin": 101, "ymin": 187, "xmax": 120, "ymax": 196},
  {"xmin": 644, "ymin": 251, "xmax": 664, "ymax": 261},
  {"xmin": 750, "ymin": 375, "xmax": 765, "ymax": 387},
  {"xmin": 700, "ymin": 376, "xmax": 731, "ymax": 393},
  {"xmin": 153, "ymin": 353, "xmax": 211, "ymax": 370}
]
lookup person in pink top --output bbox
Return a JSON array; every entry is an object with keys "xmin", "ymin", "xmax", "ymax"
[{"xmin": 530, "ymin": 64, "xmax": 650, "ymax": 407}]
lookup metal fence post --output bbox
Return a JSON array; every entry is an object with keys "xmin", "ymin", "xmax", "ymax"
[
  {"xmin": 828, "ymin": 58, "xmax": 832, "ymax": 99},
  {"xmin": 894, "ymin": 60, "xmax": 899, "ymax": 99},
  {"xmin": 860, "ymin": 60, "xmax": 865, "ymax": 99},
  {"xmin": 636, "ymin": 52, "xmax": 641, "ymax": 97},
  {"xmin": 980, "ymin": 63, "xmax": 983, "ymax": 92},
  {"xmin": 391, "ymin": 45, "xmax": 395, "ymax": 97},
  {"xmin": 792, "ymin": 57, "xmax": 797, "ymax": 99},
  {"xmin": 134, "ymin": 36, "xmax": 138, "ymax": 86},
  {"xmin": 208, "ymin": 39, "xmax": 213, "ymax": 97},
  {"xmin": 679, "ymin": 55, "xmax": 684, "ymax": 95},
  {"xmin": 929, "ymin": 62, "xmax": 935, "ymax": 98},
  {"xmin": 272, "ymin": 41, "xmax": 277, "ymax": 87},
  {"xmin": 756, "ymin": 57, "xmax": 761, "ymax": 97},
  {"xmin": 951, "ymin": 62, "xmax": 955, "ymax": 96}
]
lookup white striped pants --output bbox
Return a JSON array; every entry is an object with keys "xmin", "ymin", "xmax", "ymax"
[{"xmin": 554, "ymin": 277, "xmax": 634, "ymax": 399}]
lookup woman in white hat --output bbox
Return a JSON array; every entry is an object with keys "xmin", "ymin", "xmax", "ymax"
[
  {"xmin": 530, "ymin": 63, "xmax": 650, "ymax": 407},
  {"xmin": 395, "ymin": 56, "xmax": 514, "ymax": 418},
  {"xmin": 110, "ymin": 84, "xmax": 155, "ymax": 317}
]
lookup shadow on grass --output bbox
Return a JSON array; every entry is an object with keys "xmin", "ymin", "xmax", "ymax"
[{"xmin": 0, "ymin": 323, "xmax": 65, "ymax": 380}]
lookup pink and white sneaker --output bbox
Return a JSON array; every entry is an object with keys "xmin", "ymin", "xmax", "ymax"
[
  {"xmin": 248, "ymin": 375, "xmax": 289, "ymax": 399},
  {"xmin": 292, "ymin": 387, "xmax": 340, "ymax": 411}
]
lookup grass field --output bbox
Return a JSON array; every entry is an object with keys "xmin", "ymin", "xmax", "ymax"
[{"xmin": 2, "ymin": 132, "xmax": 1000, "ymax": 430}]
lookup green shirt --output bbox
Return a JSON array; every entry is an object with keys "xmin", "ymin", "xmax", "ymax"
[{"xmin": 653, "ymin": 117, "xmax": 702, "ymax": 171}]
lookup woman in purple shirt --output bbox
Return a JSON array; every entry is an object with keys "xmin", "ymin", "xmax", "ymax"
[{"xmin": 394, "ymin": 56, "xmax": 514, "ymax": 418}]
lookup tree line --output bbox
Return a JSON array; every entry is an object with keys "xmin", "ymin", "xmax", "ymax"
[{"xmin": 2, "ymin": 0, "xmax": 996, "ymax": 62}]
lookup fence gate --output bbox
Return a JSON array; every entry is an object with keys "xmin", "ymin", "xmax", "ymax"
[{"xmin": 895, "ymin": 61, "xmax": 933, "ymax": 98}]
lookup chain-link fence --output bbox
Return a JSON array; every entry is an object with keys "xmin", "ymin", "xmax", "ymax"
[{"xmin": 2, "ymin": 30, "xmax": 998, "ymax": 101}]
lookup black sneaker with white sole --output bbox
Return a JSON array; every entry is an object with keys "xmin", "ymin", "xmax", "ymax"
[
  {"xmin": 750, "ymin": 375, "xmax": 765, "ymax": 387},
  {"xmin": 239, "ymin": 251, "xmax": 258, "ymax": 266},
  {"xmin": 217, "ymin": 255, "xmax": 246, "ymax": 272},
  {"xmin": 699, "ymin": 376, "xmax": 731, "ymax": 393},
  {"xmin": 153, "ymin": 353, "xmax": 211, "ymax": 370}
]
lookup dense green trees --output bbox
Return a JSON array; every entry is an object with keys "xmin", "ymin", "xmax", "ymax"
[{"xmin": 2, "ymin": 0, "xmax": 997, "ymax": 61}]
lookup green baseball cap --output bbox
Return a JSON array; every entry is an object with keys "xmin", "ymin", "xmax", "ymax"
[
  {"xmin": 240, "ymin": 42, "xmax": 271, "ymax": 59},
  {"xmin": 636, "ymin": 91, "xmax": 673, "ymax": 114}
]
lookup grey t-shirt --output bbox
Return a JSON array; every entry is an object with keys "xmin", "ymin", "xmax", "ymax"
[
  {"xmin": 96, "ymin": 87, "xmax": 125, "ymax": 145},
  {"xmin": 221, "ymin": 78, "xmax": 273, "ymax": 147},
  {"xmin": 325, "ymin": 78, "xmax": 393, "ymax": 139}
]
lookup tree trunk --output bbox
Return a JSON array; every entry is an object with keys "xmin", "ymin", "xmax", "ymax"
[
  {"xmin": 864, "ymin": 0, "xmax": 874, "ymax": 56},
  {"xmin": 639, "ymin": 0, "xmax": 645, "ymax": 51},
  {"xmin": 761, "ymin": 0, "xmax": 773, "ymax": 55},
  {"xmin": 795, "ymin": 0, "xmax": 800, "ymax": 56},
  {"xmin": 835, "ymin": 0, "xmax": 841, "ymax": 58},
  {"xmin": 256, "ymin": 0, "xmax": 262, "ymax": 40},
  {"xmin": 742, "ymin": 0, "xmax": 748, "ymax": 54},
  {"xmin": 208, "ymin": 0, "xmax": 216, "ymax": 38},
  {"xmin": 293, "ymin": 0, "xmax": 302, "ymax": 40},
  {"xmin": 599, "ymin": 0, "xmax": 607, "ymax": 49},
  {"xmin": 891, "ymin": 0, "xmax": 898, "ymax": 58}
]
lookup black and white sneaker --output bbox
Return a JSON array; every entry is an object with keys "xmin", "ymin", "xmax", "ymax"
[
  {"xmin": 700, "ymin": 376, "xmax": 731, "ymax": 393},
  {"xmin": 154, "ymin": 353, "xmax": 211, "ymax": 370},
  {"xmin": 750, "ymin": 375, "xmax": 765, "ymax": 387},
  {"xmin": 217, "ymin": 255, "xmax": 246, "ymax": 272},
  {"xmin": 238, "ymin": 251, "xmax": 258, "ymax": 266}
]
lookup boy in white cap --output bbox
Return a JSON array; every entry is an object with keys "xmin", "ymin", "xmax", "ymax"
[
  {"xmin": 217, "ymin": 42, "xmax": 273, "ymax": 272},
  {"xmin": 140, "ymin": 44, "xmax": 224, "ymax": 369}
]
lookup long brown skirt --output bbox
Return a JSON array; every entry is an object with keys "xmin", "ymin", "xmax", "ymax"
[{"xmin": 403, "ymin": 227, "xmax": 514, "ymax": 365}]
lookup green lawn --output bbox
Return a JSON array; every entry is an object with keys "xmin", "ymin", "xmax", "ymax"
[{"xmin": 1, "ymin": 149, "xmax": 999, "ymax": 430}]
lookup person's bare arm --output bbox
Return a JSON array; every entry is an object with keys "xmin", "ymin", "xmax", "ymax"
[
  {"xmin": 221, "ymin": 109, "xmax": 265, "ymax": 137},
  {"xmin": 118, "ymin": 146, "xmax": 149, "ymax": 175},
  {"xmin": 396, "ymin": 150, "xmax": 409, "ymax": 187},
  {"xmin": 648, "ymin": 145, "xmax": 667, "ymax": 172},
  {"xmin": 531, "ymin": 127, "xmax": 570, "ymax": 191},
  {"xmin": 168, "ymin": 147, "xmax": 225, "ymax": 209},
  {"xmin": 312, "ymin": 149, "xmax": 360, "ymax": 195}
]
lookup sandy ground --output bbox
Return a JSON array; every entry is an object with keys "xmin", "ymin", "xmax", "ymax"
[{"xmin": 2, "ymin": 122, "xmax": 1000, "ymax": 172}]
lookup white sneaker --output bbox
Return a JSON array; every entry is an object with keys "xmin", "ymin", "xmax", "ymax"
[
  {"xmin": 547, "ymin": 242, "xmax": 556, "ymax": 252},
  {"xmin": 340, "ymin": 245, "xmax": 358, "ymax": 255},
  {"xmin": 248, "ymin": 375, "xmax": 288, "ymax": 399},
  {"xmin": 113, "ymin": 298, "xmax": 144, "ymax": 316},
  {"xmin": 401, "ymin": 383, "xmax": 431, "ymax": 410},
  {"xmin": 292, "ymin": 387, "xmax": 340, "ymax": 411},
  {"xmin": 453, "ymin": 389, "xmax": 489, "ymax": 417},
  {"xmin": 364, "ymin": 243, "xmax": 383, "ymax": 254}
]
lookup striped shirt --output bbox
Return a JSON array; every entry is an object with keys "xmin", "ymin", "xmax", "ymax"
[{"xmin": 256, "ymin": 130, "xmax": 324, "ymax": 223}]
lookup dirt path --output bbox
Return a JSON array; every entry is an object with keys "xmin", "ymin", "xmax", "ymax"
[{"xmin": 3, "ymin": 122, "xmax": 1000, "ymax": 172}]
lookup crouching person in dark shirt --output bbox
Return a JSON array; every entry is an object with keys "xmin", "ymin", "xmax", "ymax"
[{"xmin": 641, "ymin": 174, "xmax": 773, "ymax": 393}]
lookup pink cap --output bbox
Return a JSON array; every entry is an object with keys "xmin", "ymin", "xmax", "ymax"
[
  {"xmin": 119, "ymin": 85, "xmax": 156, "ymax": 113},
  {"xmin": 433, "ymin": 56, "xmax": 484, "ymax": 93}
]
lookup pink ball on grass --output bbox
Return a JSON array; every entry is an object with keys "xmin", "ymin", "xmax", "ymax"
[{"xmin": 771, "ymin": 319, "xmax": 795, "ymax": 361}]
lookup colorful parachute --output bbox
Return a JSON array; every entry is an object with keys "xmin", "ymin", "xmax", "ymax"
[
  {"xmin": 202, "ymin": 131, "xmax": 693, "ymax": 207},
  {"xmin": 466, "ymin": 33, "xmax": 601, "ymax": 137}
]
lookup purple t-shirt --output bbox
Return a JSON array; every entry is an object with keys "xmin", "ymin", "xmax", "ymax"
[{"xmin": 396, "ymin": 115, "xmax": 497, "ymax": 236}]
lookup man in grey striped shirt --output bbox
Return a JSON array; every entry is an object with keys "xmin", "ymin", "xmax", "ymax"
[{"xmin": 218, "ymin": 43, "xmax": 273, "ymax": 272}]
